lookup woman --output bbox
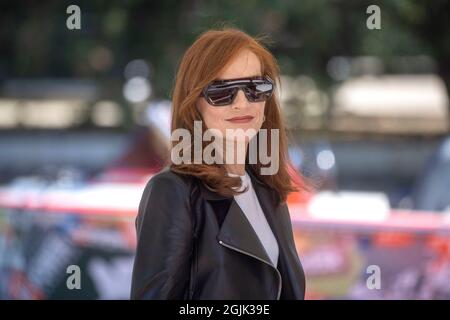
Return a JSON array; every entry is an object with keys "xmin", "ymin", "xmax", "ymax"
[{"xmin": 130, "ymin": 27, "xmax": 308, "ymax": 300}]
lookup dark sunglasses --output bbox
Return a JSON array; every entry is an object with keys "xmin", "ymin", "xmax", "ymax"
[{"xmin": 200, "ymin": 75, "xmax": 274, "ymax": 106}]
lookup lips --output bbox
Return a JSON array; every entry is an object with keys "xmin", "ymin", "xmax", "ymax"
[{"xmin": 226, "ymin": 115, "xmax": 254, "ymax": 123}]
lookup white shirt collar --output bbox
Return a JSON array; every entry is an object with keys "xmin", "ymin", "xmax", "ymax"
[{"xmin": 227, "ymin": 171, "xmax": 251, "ymax": 191}]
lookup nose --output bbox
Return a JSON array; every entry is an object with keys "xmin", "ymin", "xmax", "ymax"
[{"xmin": 231, "ymin": 88, "xmax": 250, "ymax": 109}]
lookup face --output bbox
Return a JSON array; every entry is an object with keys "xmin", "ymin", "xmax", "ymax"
[{"xmin": 196, "ymin": 49, "xmax": 266, "ymax": 141}]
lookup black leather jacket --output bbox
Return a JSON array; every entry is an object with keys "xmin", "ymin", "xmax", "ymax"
[{"xmin": 130, "ymin": 166, "xmax": 306, "ymax": 300}]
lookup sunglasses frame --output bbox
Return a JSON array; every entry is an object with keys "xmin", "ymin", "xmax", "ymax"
[{"xmin": 200, "ymin": 75, "xmax": 275, "ymax": 106}]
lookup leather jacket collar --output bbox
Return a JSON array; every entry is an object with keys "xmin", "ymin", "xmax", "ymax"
[
  {"xmin": 195, "ymin": 166, "xmax": 305, "ymax": 299},
  {"xmin": 198, "ymin": 165, "xmax": 286, "ymax": 268}
]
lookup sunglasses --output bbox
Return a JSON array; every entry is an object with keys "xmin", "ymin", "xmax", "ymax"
[{"xmin": 200, "ymin": 75, "xmax": 274, "ymax": 106}]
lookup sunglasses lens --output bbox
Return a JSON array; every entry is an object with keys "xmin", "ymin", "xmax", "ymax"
[
  {"xmin": 205, "ymin": 88, "xmax": 237, "ymax": 106},
  {"xmin": 245, "ymin": 81, "xmax": 273, "ymax": 102}
]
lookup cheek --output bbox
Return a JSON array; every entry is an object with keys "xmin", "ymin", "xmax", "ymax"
[
  {"xmin": 258, "ymin": 103, "xmax": 265, "ymax": 117},
  {"xmin": 256, "ymin": 103, "xmax": 266, "ymax": 128},
  {"xmin": 197, "ymin": 100, "xmax": 226, "ymax": 129}
]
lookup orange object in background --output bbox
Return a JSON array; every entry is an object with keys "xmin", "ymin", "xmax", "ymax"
[
  {"xmin": 373, "ymin": 232, "xmax": 415, "ymax": 247},
  {"xmin": 427, "ymin": 235, "xmax": 450, "ymax": 256},
  {"xmin": 287, "ymin": 190, "xmax": 313, "ymax": 205}
]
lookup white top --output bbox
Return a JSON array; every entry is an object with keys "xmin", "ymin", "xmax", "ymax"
[{"xmin": 228, "ymin": 171, "xmax": 279, "ymax": 267}]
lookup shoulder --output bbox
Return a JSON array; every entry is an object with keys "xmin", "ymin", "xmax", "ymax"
[
  {"xmin": 143, "ymin": 166, "xmax": 195, "ymax": 198},
  {"xmin": 134, "ymin": 168, "xmax": 196, "ymax": 253},
  {"xmin": 137, "ymin": 167, "xmax": 196, "ymax": 228}
]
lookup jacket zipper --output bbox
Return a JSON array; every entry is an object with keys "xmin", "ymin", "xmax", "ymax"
[{"xmin": 218, "ymin": 240, "xmax": 282, "ymax": 300}]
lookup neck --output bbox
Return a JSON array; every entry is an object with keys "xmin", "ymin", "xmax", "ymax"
[
  {"xmin": 213, "ymin": 140, "xmax": 248, "ymax": 176},
  {"xmin": 225, "ymin": 163, "xmax": 246, "ymax": 176},
  {"xmin": 223, "ymin": 138, "xmax": 248, "ymax": 176}
]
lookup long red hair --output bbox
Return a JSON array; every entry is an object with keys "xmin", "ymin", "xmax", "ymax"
[{"xmin": 168, "ymin": 27, "xmax": 311, "ymax": 204}]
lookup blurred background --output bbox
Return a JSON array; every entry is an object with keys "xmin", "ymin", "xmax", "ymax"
[{"xmin": 1, "ymin": 0, "xmax": 450, "ymax": 299}]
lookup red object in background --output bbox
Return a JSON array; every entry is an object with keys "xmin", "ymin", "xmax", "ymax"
[
  {"xmin": 373, "ymin": 232, "xmax": 415, "ymax": 247},
  {"xmin": 287, "ymin": 190, "xmax": 313, "ymax": 205},
  {"xmin": 287, "ymin": 163, "xmax": 315, "ymax": 205},
  {"xmin": 110, "ymin": 126, "xmax": 169, "ymax": 170}
]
